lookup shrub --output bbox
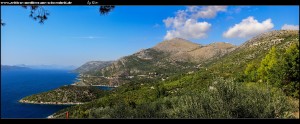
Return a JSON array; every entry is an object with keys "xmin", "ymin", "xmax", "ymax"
[{"xmin": 165, "ymin": 78, "xmax": 294, "ymax": 118}]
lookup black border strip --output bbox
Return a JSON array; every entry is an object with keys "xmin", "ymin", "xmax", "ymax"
[{"xmin": 0, "ymin": 0, "xmax": 299, "ymax": 5}]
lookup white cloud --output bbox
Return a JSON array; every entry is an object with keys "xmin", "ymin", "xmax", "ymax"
[
  {"xmin": 191, "ymin": 6, "xmax": 227, "ymax": 19},
  {"xmin": 187, "ymin": 6, "xmax": 198, "ymax": 12},
  {"xmin": 281, "ymin": 24, "xmax": 299, "ymax": 30},
  {"xmin": 164, "ymin": 20, "xmax": 211, "ymax": 40},
  {"xmin": 163, "ymin": 6, "xmax": 226, "ymax": 40},
  {"xmin": 163, "ymin": 18, "xmax": 174, "ymax": 28},
  {"xmin": 223, "ymin": 16, "xmax": 274, "ymax": 38}
]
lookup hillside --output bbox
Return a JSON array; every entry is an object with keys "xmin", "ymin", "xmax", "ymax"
[
  {"xmin": 74, "ymin": 61, "xmax": 114, "ymax": 74},
  {"xmin": 50, "ymin": 30, "xmax": 299, "ymax": 118},
  {"xmin": 19, "ymin": 85, "xmax": 108, "ymax": 105},
  {"xmin": 78, "ymin": 38, "xmax": 236, "ymax": 86},
  {"xmin": 153, "ymin": 38, "xmax": 236, "ymax": 63}
]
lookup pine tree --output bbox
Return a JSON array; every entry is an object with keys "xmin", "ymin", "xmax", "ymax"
[
  {"xmin": 257, "ymin": 46, "xmax": 280, "ymax": 86},
  {"xmin": 244, "ymin": 62, "xmax": 258, "ymax": 82},
  {"xmin": 282, "ymin": 42, "xmax": 299, "ymax": 97}
]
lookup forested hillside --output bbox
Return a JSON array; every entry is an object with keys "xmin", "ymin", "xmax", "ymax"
[{"xmin": 49, "ymin": 30, "xmax": 299, "ymax": 118}]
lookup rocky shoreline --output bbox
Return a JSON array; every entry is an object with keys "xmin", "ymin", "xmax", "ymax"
[
  {"xmin": 91, "ymin": 84, "xmax": 118, "ymax": 87},
  {"xmin": 19, "ymin": 99, "xmax": 84, "ymax": 105},
  {"xmin": 47, "ymin": 115, "xmax": 54, "ymax": 119},
  {"xmin": 47, "ymin": 113, "xmax": 61, "ymax": 119},
  {"xmin": 71, "ymin": 83, "xmax": 119, "ymax": 88}
]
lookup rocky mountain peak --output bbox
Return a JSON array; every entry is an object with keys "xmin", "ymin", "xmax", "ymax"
[{"xmin": 153, "ymin": 38, "xmax": 201, "ymax": 53}]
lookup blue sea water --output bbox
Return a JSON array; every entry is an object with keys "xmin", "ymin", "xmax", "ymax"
[{"xmin": 1, "ymin": 69, "xmax": 78, "ymax": 118}]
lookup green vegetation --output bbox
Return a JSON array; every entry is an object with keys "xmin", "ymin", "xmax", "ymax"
[
  {"xmin": 245, "ymin": 42, "xmax": 299, "ymax": 98},
  {"xmin": 281, "ymin": 42, "xmax": 299, "ymax": 98},
  {"xmin": 74, "ymin": 61, "xmax": 114, "ymax": 75},
  {"xmin": 52, "ymin": 78, "xmax": 294, "ymax": 118},
  {"xmin": 48, "ymin": 30, "xmax": 299, "ymax": 118},
  {"xmin": 76, "ymin": 48, "xmax": 199, "ymax": 87},
  {"xmin": 20, "ymin": 85, "xmax": 108, "ymax": 104},
  {"xmin": 20, "ymin": 30, "xmax": 298, "ymax": 118},
  {"xmin": 99, "ymin": 48, "xmax": 198, "ymax": 77}
]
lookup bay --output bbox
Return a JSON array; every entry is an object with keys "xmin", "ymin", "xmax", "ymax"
[{"xmin": 1, "ymin": 69, "xmax": 78, "ymax": 118}]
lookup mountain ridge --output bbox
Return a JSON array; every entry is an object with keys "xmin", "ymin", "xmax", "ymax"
[
  {"xmin": 153, "ymin": 37, "xmax": 202, "ymax": 53},
  {"xmin": 48, "ymin": 30, "xmax": 299, "ymax": 118},
  {"xmin": 74, "ymin": 61, "xmax": 115, "ymax": 74},
  {"xmin": 74, "ymin": 38, "xmax": 236, "ymax": 86}
]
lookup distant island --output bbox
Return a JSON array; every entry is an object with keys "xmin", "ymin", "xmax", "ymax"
[
  {"xmin": 16, "ymin": 64, "xmax": 77, "ymax": 70},
  {"xmin": 1, "ymin": 64, "xmax": 78, "ymax": 71},
  {"xmin": 1, "ymin": 65, "xmax": 31, "ymax": 71}
]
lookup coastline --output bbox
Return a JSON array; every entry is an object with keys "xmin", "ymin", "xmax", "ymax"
[
  {"xmin": 47, "ymin": 115, "xmax": 54, "ymax": 119},
  {"xmin": 19, "ymin": 99, "xmax": 84, "ymax": 105},
  {"xmin": 47, "ymin": 113, "xmax": 59, "ymax": 119},
  {"xmin": 91, "ymin": 84, "xmax": 118, "ymax": 87},
  {"xmin": 71, "ymin": 83, "xmax": 119, "ymax": 88},
  {"xmin": 19, "ymin": 84, "xmax": 116, "ymax": 118},
  {"xmin": 19, "ymin": 98, "xmax": 84, "ymax": 119}
]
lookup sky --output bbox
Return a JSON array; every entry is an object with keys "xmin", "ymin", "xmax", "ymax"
[{"xmin": 1, "ymin": 6, "xmax": 299, "ymax": 67}]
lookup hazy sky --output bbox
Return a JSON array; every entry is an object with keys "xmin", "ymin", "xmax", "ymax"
[{"xmin": 1, "ymin": 6, "xmax": 299, "ymax": 67}]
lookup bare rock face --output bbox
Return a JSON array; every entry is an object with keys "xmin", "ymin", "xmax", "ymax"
[
  {"xmin": 153, "ymin": 38, "xmax": 202, "ymax": 53},
  {"xmin": 189, "ymin": 42, "xmax": 236, "ymax": 62},
  {"xmin": 135, "ymin": 49, "xmax": 154, "ymax": 60},
  {"xmin": 153, "ymin": 38, "xmax": 236, "ymax": 63}
]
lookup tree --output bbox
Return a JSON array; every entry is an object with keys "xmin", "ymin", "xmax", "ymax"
[
  {"xmin": 21, "ymin": 6, "xmax": 49, "ymax": 24},
  {"xmin": 257, "ymin": 46, "xmax": 283, "ymax": 86},
  {"xmin": 155, "ymin": 84, "xmax": 167, "ymax": 98},
  {"xmin": 99, "ymin": 6, "xmax": 115, "ymax": 15},
  {"xmin": 1, "ymin": 5, "xmax": 115, "ymax": 26},
  {"xmin": 244, "ymin": 62, "xmax": 258, "ymax": 82},
  {"xmin": 281, "ymin": 42, "xmax": 299, "ymax": 97},
  {"xmin": 283, "ymin": 42, "xmax": 299, "ymax": 83},
  {"xmin": 1, "ymin": 19, "xmax": 5, "ymax": 26},
  {"xmin": 255, "ymin": 43, "xmax": 299, "ymax": 98}
]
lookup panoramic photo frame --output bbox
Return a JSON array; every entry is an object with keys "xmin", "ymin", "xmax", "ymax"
[{"xmin": 1, "ymin": 0, "xmax": 299, "ymax": 121}]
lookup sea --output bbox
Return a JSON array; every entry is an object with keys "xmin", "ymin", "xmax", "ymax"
[{"xmin": 1, "ymin": 69, "xmax": 78, "ymax": 118}]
